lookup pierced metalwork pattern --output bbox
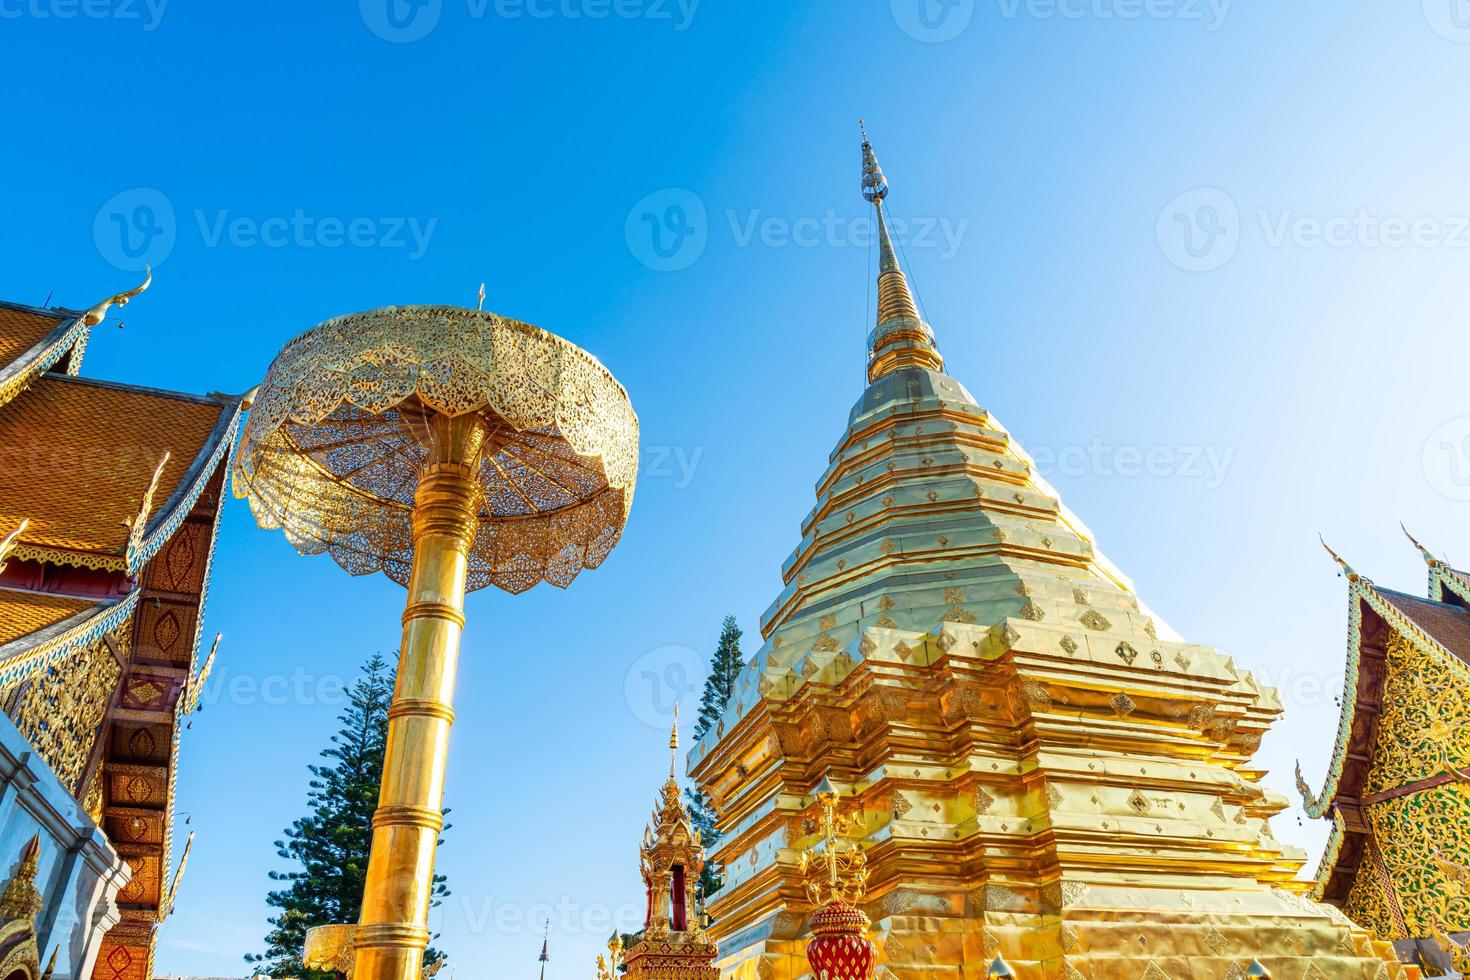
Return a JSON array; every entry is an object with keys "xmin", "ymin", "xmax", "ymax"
[{"xmin": 233, "ymin": 306, "xmax": 639, "ymax": 594}]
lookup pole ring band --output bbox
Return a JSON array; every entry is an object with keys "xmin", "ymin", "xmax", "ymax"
[
  {"xmin": 373, "ymin": 804, "xmax": 445, "ymax": 832},
  {"xmin": 387, "ymin": 699, "xmax": 456, "ymax": 724},
  {"xmin": 353, "ymin": 923, "xmax": 432, "ymax": 949},
  {"xmin": 402, "ymin": 601, "xmax": 467, "ymax": 628}
]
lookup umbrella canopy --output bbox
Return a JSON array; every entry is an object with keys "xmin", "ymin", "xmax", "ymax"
[{"xmin": 234, "ymin": 305, "xmax": 638, "ymax": 594}]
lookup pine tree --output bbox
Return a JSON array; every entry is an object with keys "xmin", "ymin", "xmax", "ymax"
[
  {"xmin": 247, "ymin": 654, "xmax": 450, "ymax": 977},
  {"xmin": 686, "ymin": 616, "xmax": 743, "ymax": 898}
]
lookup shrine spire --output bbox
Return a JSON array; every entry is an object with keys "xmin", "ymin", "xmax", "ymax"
[{"xmin": 861, "ymin": 122, "xmax": 944, "ymax": 383}]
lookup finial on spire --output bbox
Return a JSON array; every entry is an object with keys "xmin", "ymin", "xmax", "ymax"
[
  {"xmin": 1319, "ymin": 536, "xmax": 1360, "ymax": 582},
  {"xmin": 669, "ymin": 704, "xmax": 680, "ymax": 779},
  {"xmin": 860, "ymin": 122, "xmax": 888, "ymax": 204},
  {"xmin": 477, "ymin": 282, "xmax": 486, "ymax": 312},
  {"xmin": 1402, "ymin": 523, "xmax": 1443, "ymax": 567},
  {"xmin": 538, "ymin": 919, "xmax": 550, "ymax": 980},
  {"xmin": 858, "ymin": 123, "xmax": 943, "ymax": 383}
]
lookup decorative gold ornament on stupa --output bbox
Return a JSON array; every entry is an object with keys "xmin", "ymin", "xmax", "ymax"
[
  {"xmin": 686, "ymin": 127, "xmax": 1419, "ymax": 979},
  {"xmin": 799, "ymin": 779, "xmax": 878, "ymax": 980},
  {"xmin": 237, "ymin": 303, "xmax": 639, "ymax": 980},
  {"xmin": 618, "ymin": 712, "xmax": 718, "ymax": 980},
  {"xmin": 0, "ymin": 836, "xmax": 42, "ymax": 921},
  {"xmin": 594, "ymin": 931, "xmax": 625, "ymax": 980},
  {"xmin": 986, "ymin": 956, "xmax": 1017, "ymax": 979}
]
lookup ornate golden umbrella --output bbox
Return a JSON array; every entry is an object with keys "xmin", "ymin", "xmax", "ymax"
[{"xmin": 234, "ymin": 305, "xmax": 638, "ymax": 980}]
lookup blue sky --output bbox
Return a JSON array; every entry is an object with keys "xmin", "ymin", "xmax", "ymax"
[{"xmin": 7, "ymin": 0, "xmax": 1470, "ymax": 975}]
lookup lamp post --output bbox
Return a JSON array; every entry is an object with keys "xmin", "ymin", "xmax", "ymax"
[{"xmin": 235, "ymin": 305, "xmax": 639, "ymax": 980}]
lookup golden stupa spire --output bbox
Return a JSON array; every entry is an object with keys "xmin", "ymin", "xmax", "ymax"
[
  {"xmin": 669, "ymin": 704, "xmax": 680, "ymax": 780},
  {"xmin": 0, "ymin": 835, "xmax": 43, "ymax": 921},
  {"xmin": 861, "ymin": 122, "xmax": 944, "ymax": 383}
]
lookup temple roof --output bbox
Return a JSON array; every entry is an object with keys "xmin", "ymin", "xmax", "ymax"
[
  {"xmin": 1302, "ymin": 536, "xmax": 1470, "ymax": 915},
  {"xmin": 0, "ymin": 589, "xmax": 92, "ymax": 644},
  {"xmin": 1379, "ymin": 588, "xmax": 1470, "ymax": 666},
  {"xmin": 0, "ymin": 375, "xmax": 236, "ymax": 573},
  {"xmin": 0, "ymin": 306, "xmax": 68, "ymax": 366}
]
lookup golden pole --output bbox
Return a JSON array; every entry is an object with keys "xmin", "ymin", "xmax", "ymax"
[{"xmin": 354, "ymin": 413, "xmax": 489, "ymax": 980}]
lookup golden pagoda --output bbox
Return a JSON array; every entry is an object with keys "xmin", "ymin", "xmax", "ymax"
[
  {"xmin": 686, "ymin": 131, "xmax": 1415, "ymax": 978},
  {"xmin": 1299, "ymin": 532, "xmax": 1470, "ymax": 974},
  {"xmin": 0, "ymin": 274, "xmax": 242, "ymax": 979},
  {"xmin": 619, "ymin": 712, "xmax": 718, "ymax": 980}
]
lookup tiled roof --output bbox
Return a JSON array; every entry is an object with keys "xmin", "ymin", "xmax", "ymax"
[
  {"xmin": 0, "ymin": 589, "xmax": 92, "ymax": 645},
  {"xmin": 1380, "ymin": 588, "xmax": 1470, "ymax": 666},
  {"xmin": 0, "ymin": 306, "xmax": 66, "ymax": 368},
  {"xmin": 0, "ymin": 375, "xmax": 228, "ymax": 564}
]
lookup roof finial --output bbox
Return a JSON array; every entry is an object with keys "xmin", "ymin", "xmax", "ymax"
[
  {"xmin": 1319, "ymin": 535, "xmax": 1360, "ymax": 582},
  {"xmin": 538, "ymin": 919, "xmax": 550, "ymax": 980},
  {"xmin": 859, "ymin": 123, "xmax": 943, "ymax": 383},
  {"xmin": 0, "ymin": 518, "xmax": 30, "ymax": 574},
  {"xmin": 1402, "ymin": 523, "xmax": 1443, "ymax": 567},
  {"xmin": 81, "ymin": 266, "xmax": 152, "ymax": 327},
  {"xmin": 669, "ymin": 703, "xmax": 680, "ymax": 779}
]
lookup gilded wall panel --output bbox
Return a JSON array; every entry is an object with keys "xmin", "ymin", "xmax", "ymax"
[
  {"xmin": 10, "ymin": 630, "xmax": 123, "ymax": 793},
  {"xmin": 1367, "ymin": 782, "xmax": 1470, "ymax": 937},
  {"xmin": 1367, "ymin": 634, "xmax": 1470, "ymax": 796}
]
